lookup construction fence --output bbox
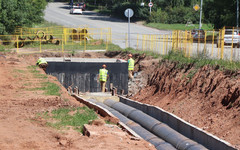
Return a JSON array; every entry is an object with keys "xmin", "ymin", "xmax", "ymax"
[
  {"xmin": 118, "ymin": 27, "xmax": 240, "ymax": 62},
  {"xmin": 0, "ymin": 26, "xmax": 111, "ymax": 54},
  {"xmin": 0, "ymin": 27, "xmax": 239, "ymax": 61}
]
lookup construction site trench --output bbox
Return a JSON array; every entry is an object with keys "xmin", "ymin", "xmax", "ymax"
[{"xmin": 0, "ymin": 51, "xmax": 239, "ymax": 150}]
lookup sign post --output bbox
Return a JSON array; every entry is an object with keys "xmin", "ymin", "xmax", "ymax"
[
  {"xmin": 199, "ymin": 0, "xmax": 203, "ymax": 29},
  {"xmin": 148, "ymin": 1, "xmax": 153, "ymax": 15},
  {"xmin": 124, "ymin": 8, "xmax": 134, "ymax": 48}
]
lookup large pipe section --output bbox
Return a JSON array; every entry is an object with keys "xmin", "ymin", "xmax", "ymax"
[
  {"xmin": 103, "ymin": 99, "xmax": 208, "ymax": 150},
  {"xmin": 87, "ymin": 99, "xmax": 176, "ymax": 150}
]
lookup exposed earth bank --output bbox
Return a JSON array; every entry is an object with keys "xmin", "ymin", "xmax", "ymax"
[
  {"xmin": 131, "ymin": 60, "xmax": 240, "ymax": 149},
  {"xmin": 0, "ymin": 52, "xmax": 155, "ymax": 150},
  {"xmin": 1, "ymin": 50, "xmax": 239, "ymax": 149}
]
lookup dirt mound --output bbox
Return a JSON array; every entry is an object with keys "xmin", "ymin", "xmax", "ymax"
[
  {"xmin": 0, "ymin": 52, "xmax": 155, "ymax": 150},
  {"xmin": 132, "ymin": 60, "xmax": 240, "ymax": 148}
]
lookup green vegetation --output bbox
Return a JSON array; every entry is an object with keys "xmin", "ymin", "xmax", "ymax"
[
  {"xmin": 162, "ymin": 51, "xmax": 240, "ymax": 71},
  {"xmin": 0, "ymin": 45, "xmax": 11, "ymax": 52},
  {"xmin": 109, "ymin": 46, "xmax": 240, "ymax": 71},
  {"xmin": 108, "ymin": 47, "xmax": 161, "ymax": 59},
  {"xmin": 27, "ymin": 65, "xmax": 59, "ymax": 95},
  {"xmin": 38, "ymin": 106, "xmax": 98, "ymax": 133},
  {"xmin": 32, "ymin": 82, "xmax": 60, "ymax": 96},
  {"xmin": 0, "ymin": 45, "xmax": 5, "ymax": 51},
  {"xmin": 0, "ymin": 0, "xmax": 47, "ymax": 34},
  {"xmin": 186, "ymin": 69, "xmax": 198, "ymax": 82},
  {"xmin": 88, "ymin": 0, "xmax": 238, "ymax": 29},
  {"xmin": 13, "ymin": 69, "xmax": 25, "ymax": 73},
  {"xmin": 145, "ymin": 23, "xmax": 214, "ymax": 31}
]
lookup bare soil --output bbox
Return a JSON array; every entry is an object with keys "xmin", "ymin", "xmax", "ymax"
[
  {"xmin": 1, "ymin": 50, "xmax": 239, "ymax": 149},
  {"xmin": 131, "ymin": 60, "xmax": 240, "ymax": 149},
  {"xmin": 0, "ymin": 51, "xmax": 155, "ymax": 150},
  {"xmin": 106, "ymin": 50, "xmax": 240, "ymax": 149}
]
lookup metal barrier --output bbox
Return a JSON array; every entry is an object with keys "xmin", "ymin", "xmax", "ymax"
[
  {"xmin": 111, "ymin": 27, "xmax": 239, "ymax": 61},
  {"xmin": 0, "ymin": 27, "xmax": 111, "ymax": 53},
  {"xmin": 1, "ymin": 27, "xmax": 239, "ymax": 61}
]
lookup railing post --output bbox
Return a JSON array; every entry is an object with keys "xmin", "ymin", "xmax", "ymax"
[
  {"xmin": 231, "ymin": 27, "xmax": 235, "ymax": 62},
  {"xmin": 40, "ymin": 38, "xmax": 42, "ymax": 53},
  {"xmin": 84, "ymin": 28, "xmax": 87, "ymax": 52},
  {"xmin": 62, "ymin": 34, "xmax": 64, "ymax": 53},
  {"xmin": 211, "ymin": 30, "xmax": 215, "ymax": 57},
  {"xmin": 221, "ymin": 27, "xmax": 225, "ymax": 59},
  {"xmin": 16, "ymin": 36, "xmax": 19, "ymax": 53},
  {"xmin": 204, "ymin": 31, "xmax": 207, "ymax": 56}
]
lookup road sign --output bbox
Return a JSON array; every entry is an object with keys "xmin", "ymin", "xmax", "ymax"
[
  {"xmin": 148, "ymin": 2, "xmax": 153, "ymax": 7},
  {"xmin": 124, "ymin": 8, "xmax": 134, "ymax": 48},
  {"xmin": 193, "ymin": 4, "xmax": 200, "ymax": 11},
  {"xmin": 124, "ymin": 8, "xmax": 134, "ymax": 18}
]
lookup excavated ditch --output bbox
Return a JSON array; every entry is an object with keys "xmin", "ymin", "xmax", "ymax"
[{"xmin": 132, "ymin": 60, "xmax": 240, "ymax": 148}]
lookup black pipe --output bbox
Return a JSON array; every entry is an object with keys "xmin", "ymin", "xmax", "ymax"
[
  {"xmin": 87, "ymin": 99, "xmax": 176, "ymax": 150},
  {"xmin": 103, "ymin": 99, "xmax": 207, "ymax": 150}
]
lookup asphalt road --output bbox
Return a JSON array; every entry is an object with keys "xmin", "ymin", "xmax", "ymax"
[
  {"xmin": 44, "ymin": 3, "xmax": 240, "ymax": 61},
  {"xmin": 44, "ymin": 2, "xmax": 171, "ymax": 49}
]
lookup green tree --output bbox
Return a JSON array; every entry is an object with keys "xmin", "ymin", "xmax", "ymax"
[
  {"xmin": 0, "ymin": 0, "xmax": 47, "ymax": 34},
  {"xmin": 209, "ymin": 0, "xmax": 239, "ymax": 28}
]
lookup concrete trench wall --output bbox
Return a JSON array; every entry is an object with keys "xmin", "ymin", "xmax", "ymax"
[
  {"xmin": 45, "ymin": 58, "xmax": 128, "ymax": 94},
  {"xmin": 119, "ymin": 96, "xmax": 236, "ymax": 150}
]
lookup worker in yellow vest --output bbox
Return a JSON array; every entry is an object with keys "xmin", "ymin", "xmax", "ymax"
[
  {"xmin": 127, "ymin": 54, "xmax": 134, "ymax": 80},
  {"xmin": 36, "ymin": 57, "xmax": 48, "ymax": 71},
  {"xmin": 98, "ymin": 64, "xmax": 109, "ymax": 92}
]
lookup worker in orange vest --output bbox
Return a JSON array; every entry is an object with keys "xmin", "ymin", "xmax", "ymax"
[{"xmin": 98, "ymin": 64, "xmax": 109, "ymax": 92}]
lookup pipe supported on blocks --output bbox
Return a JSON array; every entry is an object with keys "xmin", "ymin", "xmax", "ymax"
[
  {"xmin": 87, "ymin": 99, "xmax": 176, "ymax": 150},
  {"xmin": 103, "ymin": 99, "xmax": 207, "ymax": 150}
]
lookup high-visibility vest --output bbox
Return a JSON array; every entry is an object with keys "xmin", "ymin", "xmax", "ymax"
[
  {"xmin": 37, "ymin": 58, "xmax": 47, "ymax": 65},
  {"xmin": 128, "ymin": 58, "xmax": 134, "ymax": 70},
  {"xmin": 99, "ymin": 68, "xmax": 108, "ymax": 82}
]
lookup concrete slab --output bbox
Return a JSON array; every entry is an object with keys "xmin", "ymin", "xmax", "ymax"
[
  {"xmin": 44, "ymin": 57, "xmax": 127, "ymax": 63},
  {"xmin": 83, "ymin": 124, "xmax": 127, "ymax": 137},
  {"xmin": 80, "ymin": 92, "xmax": 119, "ymax": 103}
]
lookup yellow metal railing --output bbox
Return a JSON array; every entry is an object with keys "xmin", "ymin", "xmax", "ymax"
[
  {"xmin": 1, "ymin": 27, "xmax": 111, "ymax": 53},
  {"xmin": 1, "ymin": 27, "xmax": 239, "ymax": 61}
]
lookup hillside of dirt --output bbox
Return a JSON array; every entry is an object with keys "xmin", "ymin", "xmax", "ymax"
[
  {"xmin": 0, "ymin": 51, "xmax": 155, "ymax": 150},
  {"xmin": 1, "ymin": 49, "xmax": 239, "ymax": 149},
  {"xmin": 132, "ymin": 60, "xmax": 240, "ymax": 149}
]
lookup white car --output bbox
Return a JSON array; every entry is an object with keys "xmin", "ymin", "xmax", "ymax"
[
  {"xmin": 217, "ymin": 29, "xmax": 240, "ymax": 48},
  {"xmin": 70, "ymin": 6, "xmax": 82, "ymax": 14}
]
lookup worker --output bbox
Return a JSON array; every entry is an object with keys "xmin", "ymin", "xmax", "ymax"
[
  {"xmin": 127, "ymin": 54, "xmax": 134, "ymax": 81},
  {"xmin": 98, "ymin": 64, "xmax": 109, "ymax": 92},
  {"xmin": 36, "ymin": 57, "xmax": 48, "ymax": 71}
]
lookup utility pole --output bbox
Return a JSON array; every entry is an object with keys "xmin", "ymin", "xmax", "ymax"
[
  {"xmin": 237, "ymin": 0, "xmax": 239, "ymax": 28},
  {"xmin": 199, "ymin": 0, "xmax": 203, "ymax": 29},
  {"xmin": 150, "ymin": 0, "xmax": 152, "ymax": 15}
]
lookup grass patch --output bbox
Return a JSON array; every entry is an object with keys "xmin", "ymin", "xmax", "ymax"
[
  {"xmin": 27, "ymin": 65, "xmax": 59, "ymax": 95},
  {"xmin": 145, "ymin": 23, "xmax": 214, "ymax": 31},
  {"xmin": 107, "ymin": 47, "xmax": 161, "ymax": 59},
  {"xmin": 0, "ymin": 45, "xmax": 11, "ymax": 52},
  {"xmin": 27, "ymin": 65, "xmax": 47, "ymax": 79},
  {"xmin": 105, "ymin": 120, "xmax": 116, "ymax": 125},
  {"xmin": 186, "ymin": 69, "xmax": 198, "ymax": 82},
  {"xmin": 40, "ymin": 106, "xmax": 98, "ymax": 133},
  {"xmin": 27, "ymin": 65, "xmax": 40, "ymax": 73},
  {"xmin": 32, "ymin": 82, "xmax": 60, "ymax": 96},
  {"xmin": 163, "ymin": 50, "xmax": 240, "ymax": 71},
  {"xmin": 13, "ymin": 69, "xmax": 25, "ymax": 73}
]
